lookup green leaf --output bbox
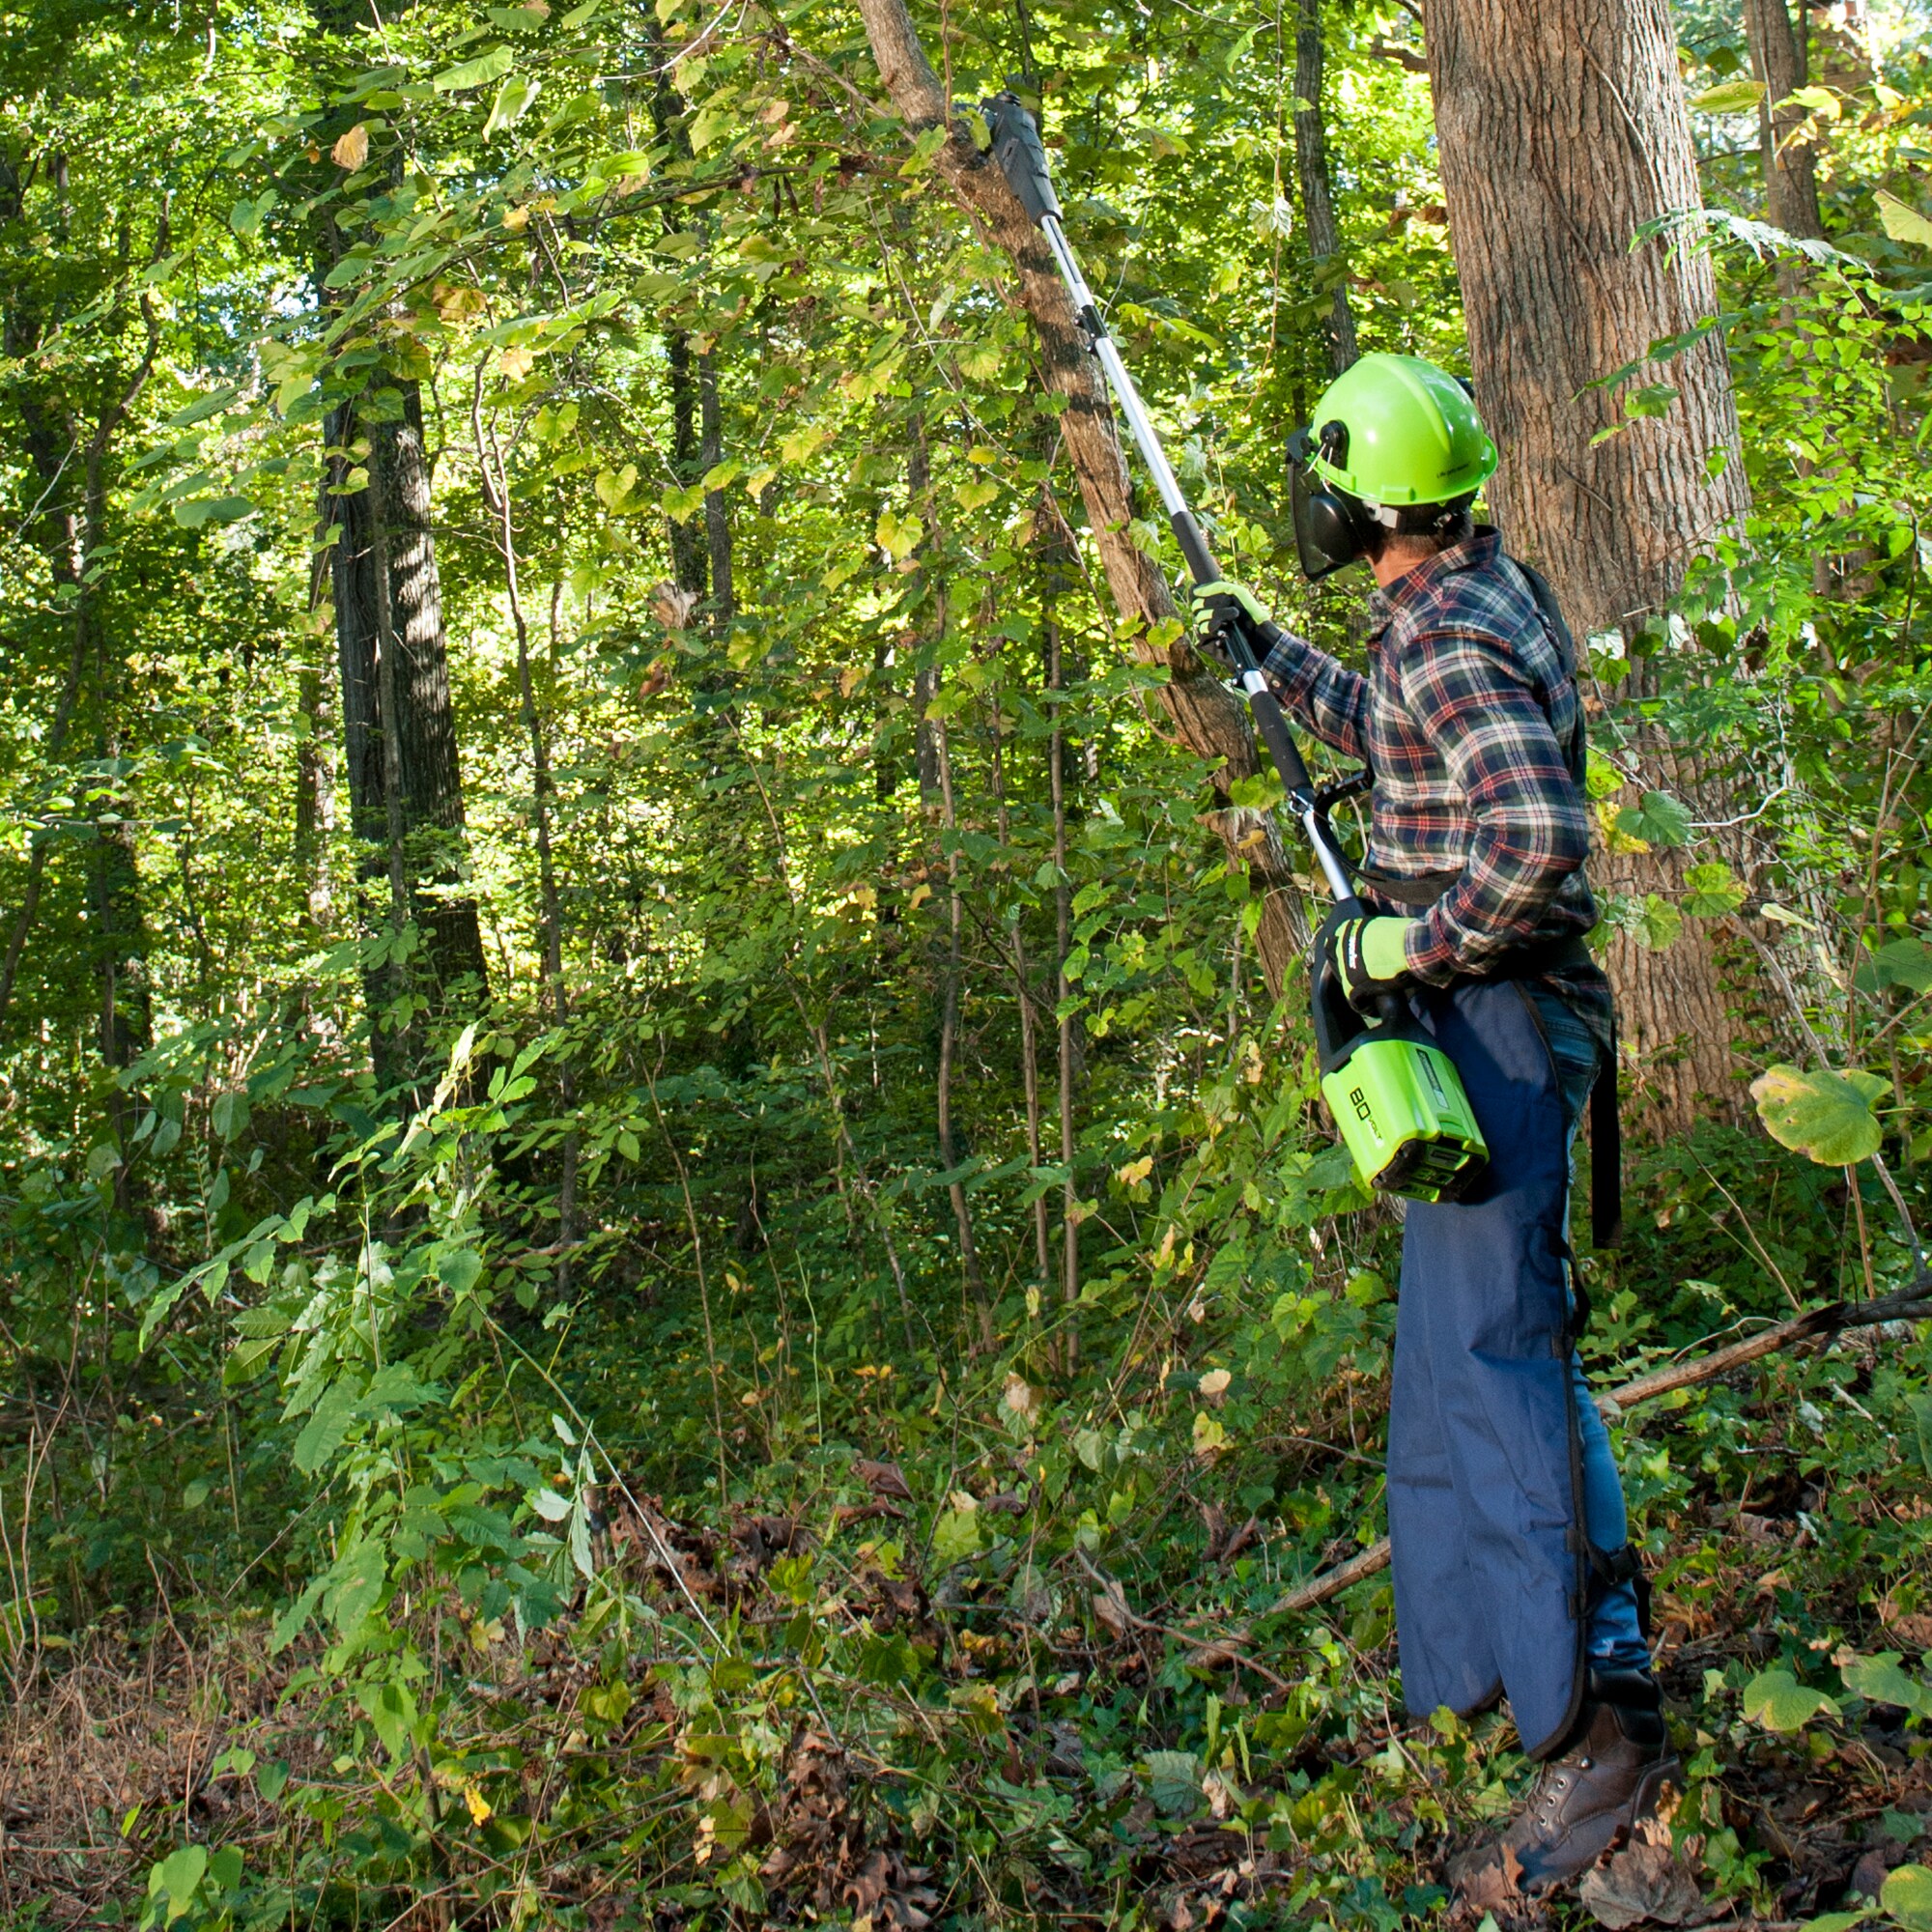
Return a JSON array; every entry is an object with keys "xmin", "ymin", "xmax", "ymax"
[
  {"xmin": 931, "ymin": 1503, "xmax": 983, "ymax": 1566},
  {"xmin": 1144, "ymin": 1749, "xmax": 1203, "ymax": 1817},
  {"xmin": 1690, "ymin": 78, "xmax": 1766, "ymax": 113},
  {"xmin": 1750, "ymin": 1064, "xmax": 1887, "ymax": 1165},
  {"xmin": 355, "ymin": 1680, "xmax": 420, "ymax": 1760},
  {"xmin": 433, "ymin": 44, "xmax": 514, "ymax": 91},
  {"xmin": 1635, "ymin": 893, "xmax": 1683, "ymax": 951},
  {"xmin": 326, "ymin": 1541, "xmax": 387, "ymax": 1637},
  {"xmin": 1682, "ymin": 862, "xmax": 1746, "ymax": 918},
  {"xmin": 1741, "ymin": 1666, "xmax": 1840, "ymax": 1733},
  {"xmin": 1584, "ymin": 750, "xmax": 1624, "ymax": 802},
  {"xmin": 1884, "ymin": 1866, "xmax": 1932, "ymax": 1932},
  {"xmin": 1855, "ymin": 937, "xmax": 1932, "ymax": 995},
  {"xmin": 172, "ymin": 495, "xmax": 255, "ymax": 528},
  {"xmin": 229, "ymin": 192, "xmax": 278, "ymax": 239},
  {"xmin": 1840, "ymin": 1651, "xmax": 1932, "ymax": 1718},
  {"xmin": 155, "ymin": 1844, "xmax": 208, "ymax": 1921},
  {"xmin": 483, "ymin": 72, "xmax": 540, "ymax": 136},
  {"xmin": 292, "ymin": 1378, "xmax": 361, "ymax": 1475},
  {"xmin": 1878, "ymin": 192, "xmax": 1932, "ymax": 248},
  {"xmin": 954, "ymin": 478, "xmax": 998, "ymax": 513},
  {"xmin": 1911, "ymin": 1391, "xmax": 1932, "ymax": 1478},
  {"xmin": 1612, "ymin": 789, "xmax": 1692, "ymax": 849}
]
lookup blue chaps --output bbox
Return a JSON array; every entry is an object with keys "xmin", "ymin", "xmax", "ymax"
[{"xmin": 1388, "ymin": 977, "xmax": 1645, "ymax": 1761}]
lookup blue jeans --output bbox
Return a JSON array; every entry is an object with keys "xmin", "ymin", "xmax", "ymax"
[{"xmin": 1525, "ymin": 984, "xmax": 1651, "ymax": 1678}]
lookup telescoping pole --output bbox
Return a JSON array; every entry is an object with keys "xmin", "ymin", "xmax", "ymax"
[{"xmin": 980, "ymin": 93, "xmax": 1356, "ymax": 908}]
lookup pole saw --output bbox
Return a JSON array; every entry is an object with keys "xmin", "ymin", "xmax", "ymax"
[{"xmin": 980, "ymin": 93, "xmax": 1488, "ymax": 1204}]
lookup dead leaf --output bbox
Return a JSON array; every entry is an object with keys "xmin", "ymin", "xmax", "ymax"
[
  {"xmin": 1001, "ymin": 1374, "xmax": 1040, "ymax": 1423},
  {"xmin": 331, "ymin": 123, "xmax": 369, "ymax": 170},
  {"xmin": 649, "ymin": 582, "xmax": 700, "ymax": 632},
  {"xmin": 637, "ymin": 658, "xmax": 673, "ymax": 700},
  {"xmin": 854, "ymin": 1458, "xmax": 912, "ymax": 1501},
  {"xmin": 1092, "ymin": 1577, "xmax": 1131, "ymax": 1638},
  {"xmin": 1447, "ymin": 1839, "xmax": 1522, "ymax": 1913},
  {"xmin": 498, "ymin": 345, "xmax": 534, "ymax": 381},
  {"xmin": 1577, "ymin": 1818, "xmax": 1706, "ymax": 1929}
]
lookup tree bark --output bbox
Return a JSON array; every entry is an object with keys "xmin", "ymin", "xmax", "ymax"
[
  {"xmin": 1744, "ymin": 0, "xmax": 1826, "ymax": 242},
  {"xmin": 1420, "ymin": 0, "xmax": 1753, "ymax": 1134},
  {"xmin": 326, "ymin": 385, "xmax": 489, "ymax": 1057},
  {"xmin": 698, "ymin": 352, "xmax": 734, "ymax": 630},
  {"xmin": 1292, "ymin": 0, "xmax": 1359, "ymax": 376},
  {"xmin": 851, "ymin": 0, "xmax": 1309, "ymax": 997}
]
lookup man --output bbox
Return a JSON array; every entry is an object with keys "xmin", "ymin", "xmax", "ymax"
[{"xmin": 1201, "ymin": 353, "xmax": 1679, "ymax": 1894}]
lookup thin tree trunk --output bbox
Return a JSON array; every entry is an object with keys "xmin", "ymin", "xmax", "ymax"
[
  {"xmin": 1047, "ymin": 609, "xmax": 1080, "ymax": 1356},
  {"xmin": 1420, "ymin": 0, "xmax": 1753, "ymax": 1136},
  {"xmin": 989, "ymin": 682, "xmax": 1053, "ymax": 1291},
  {"xmin": 1744, "ymin": 0, "xmax": 1825, "ymax": 243},
  {"xmin": 905, "ymin": 425, "xmax": 990, "ymax": 1343},
  {"xmin": 366, "ymin": 444, "xmax": 415, "ymax": 1077},
  {"xmin": 1292, "ymin": 0, "xmax": 1359, "ymax": 376},
  {"xmin": 294, "ymin": 663, "xmax": 336, "ymax": 931},
  {"xmin": 850, "ymin": 0, "xmax": 1309, "ymax": 997},
  {"xmin": 475, "ymin": 385, "xmax": 580, "ymax": 1281},
  {"xmin": 698, "ymin": 352, "xmax": 733, "ymax": 629},
  {"xmin": 933, "ymin": 711, "xmax": 993, "ymax": 1347}
]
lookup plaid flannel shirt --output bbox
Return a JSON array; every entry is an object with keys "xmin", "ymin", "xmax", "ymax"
[{"xmin": 1261, "ymin": 526, "xmax": 1601, "ymax": 988}]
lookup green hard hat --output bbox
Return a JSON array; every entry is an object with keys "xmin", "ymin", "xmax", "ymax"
[{"xmin": 1306, "ymin": 353, "xmax": 1497, "ymax": 507}]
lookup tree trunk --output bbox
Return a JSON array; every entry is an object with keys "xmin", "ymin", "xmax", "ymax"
[
  {"xmin": 1047, "ymin": 595, "xmax": 1081, "ymax": 1357},
  {"xmin": 988, "ymin": 674, "xmax": 1053, "ymax": 1292},
  {"xmin": 326, "ymin": 384, "xmax": 489, "ymax": 1078},
  {"xmin": 294, "ymin": 660, "xmax": 336, "ymax": 931},
  {"xmin": 1293, "ymin": 0, "xmax": 1359, "ymax": 376},
  {"xmin": 698, "ymin": 352, "xmax": 734, "ymax": 630},
  {"xmin": 1744, "ymin": 0, "xmax": 1826, "ymax": 242},
  {"xmin": 851, "ymin": 0, "xmax": 1309, "ymax": 996},
  {"xmin": 1420, "ymin": 0, "xmax": 1753, "ymax": 1134}
]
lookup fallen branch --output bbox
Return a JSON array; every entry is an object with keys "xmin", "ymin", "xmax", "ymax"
[
  {"xmin": 1071, "ymin": 1548, "xmax": 1293, "ymax": 1691},
  {"xmin": 1257, "ymin": 1279, "xmax": 1932, "ymax": 1619}
]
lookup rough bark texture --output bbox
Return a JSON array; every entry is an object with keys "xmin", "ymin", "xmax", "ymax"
[
  {"xmin": 1293, "ymin": 0, "xmax": 1359, "ymax": 376},
  {"xmin": 853, "ymin": 0, "xmax": 1309, "ymax": 996},
  {"xmin": 1420, "ymin": 0, "xmax": 1753, "ymax": 1134},
  {"xmin": 1745, "ymin": 0, "xmax": 1826, "ymax": 242},
  {"xmin": 326, "ymin": 386, "xmax": 488, "ymax": 1013}
]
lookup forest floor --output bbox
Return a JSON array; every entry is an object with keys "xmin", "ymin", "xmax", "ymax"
[{"xmin": 5, "ymin": 1324, "xmax": 1929, "ymax": 1932}]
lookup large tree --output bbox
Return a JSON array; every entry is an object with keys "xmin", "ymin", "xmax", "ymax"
[
  {"xmin": 1420, "ymin": 0, "xmax": 1753, "ymax": 1134},
  {"xmin": 312, "ymin": 0, "xmax": 488, "ymax": 1089}
]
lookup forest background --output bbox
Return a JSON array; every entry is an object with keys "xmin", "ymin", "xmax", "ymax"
[{"xmin": 3, "ymin": 0, "xmax": 1932, "ymax": 1926}]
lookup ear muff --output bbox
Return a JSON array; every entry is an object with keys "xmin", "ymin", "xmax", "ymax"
[{"xmin": 1289, "ymin": 420, "xmax": 1380, "ymax": 582}]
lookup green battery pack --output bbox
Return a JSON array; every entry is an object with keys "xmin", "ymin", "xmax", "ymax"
[{"xmin": 1319, "ymin": 1030, "xmax": 1489, "ymax": 1203}]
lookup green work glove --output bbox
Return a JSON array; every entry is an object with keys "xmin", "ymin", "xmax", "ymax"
[
  {"xmin": 1325, "ymin": 915, "xmax": 1413, "ymax": 1014},
  {"xmin": 1195, "ymin": 578, "xmax": 1278, "ymax": 669},
  {"xmin": 1196, "ymin": 579, "xmax": 1271, "ymax": 628}
]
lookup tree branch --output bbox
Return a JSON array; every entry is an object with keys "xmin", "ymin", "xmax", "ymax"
[
  {"xmin": 845, "ymin": 0, "xmax": 1310, "ymax": 992},
  {"xmin": 1253, "ymin": 1280, "xmax": 1931, "ymax": 1618}
]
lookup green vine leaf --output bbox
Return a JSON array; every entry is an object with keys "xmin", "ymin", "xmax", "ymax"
[{"xmin": 1749, "ymin": 1065, "xmax": 1887, "ymax": 1165}]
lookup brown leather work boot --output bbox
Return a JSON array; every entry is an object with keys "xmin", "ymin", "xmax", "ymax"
[{"xmin": 1454, "ymin": 1670, "xmax": 1681, "ymax": 1900}]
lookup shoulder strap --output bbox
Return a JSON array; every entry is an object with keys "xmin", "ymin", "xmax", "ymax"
[{"xmin": 1505, "ymin": 554, "xmax": 1587, "ymax": 787}]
